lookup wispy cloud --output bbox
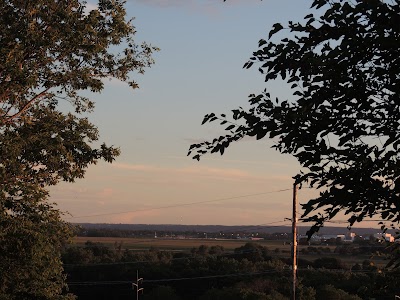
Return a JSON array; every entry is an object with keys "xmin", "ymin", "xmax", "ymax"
[
  {"xmin": 112, "ymin": 163, "xmax": 162, "ymax": 172},
  {"xmin": 53, "ymin": 160, "xmax": 295, "ymax": 224},
  {"xmin": 114, "ymin": 162, "xmax": 247, "ymax": 179},
  {"xmin": 178, "ymin": 165, "xmax": 250, "ymax": 180},
  {"xmin": 97, "ymin": 188, "xmax": 114, "ymax": 198},
  {"xmin": 111, "ymin": 162, "xmax": 292, "ymax": 183},
  {"xmin": 184, "ymin": 134, "xmax": 278, "ymax": 146},
  {"xmin": 169, "ymin": 154, "xmax": 294, "ymax": 168},
  {"xmin": 109, "ymin": 210, "xmax": 162, "ymax": 223},
  {"xmin": 112, "ymin": 162, "xmax": 252, "ymax": 181}
]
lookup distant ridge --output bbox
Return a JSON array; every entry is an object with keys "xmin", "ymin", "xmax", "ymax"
[{"xmin": 75, "ymin": 223, "xmax": 389, "ymax": 236}]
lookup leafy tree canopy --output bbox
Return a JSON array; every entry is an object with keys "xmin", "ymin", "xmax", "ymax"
[
  {"xmin": 0, "ymin": 0, "xmax": 157, "ymax": 298},
  {"xmin": 189, "ymin": 0, "xmax": 400, "ymax": 236},
  {"xmin": 0, "ymin": 193, "xmax": 76, "ymax": 300}
]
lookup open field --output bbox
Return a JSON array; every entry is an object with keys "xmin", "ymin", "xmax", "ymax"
[
  {"xmin": 73, "ymin": 236, "xmax": 291, "ymax": 251},
  {"xmin": 72, "ymin": 236, "xmax": 390, "ymax": 268}
]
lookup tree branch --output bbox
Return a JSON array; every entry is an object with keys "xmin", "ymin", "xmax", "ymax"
[{"xmin": 1, "ymin": 88, "xmax": 51, "ymax": 125}]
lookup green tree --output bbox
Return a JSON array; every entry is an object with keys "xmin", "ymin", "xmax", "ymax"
[
  {"xmin": 199, "ymin": 287, "xmax": 269, "ymax": 300},
  {"xmin": 264, "ymin": 291, "xmax": 288, "ymax": 300},
  {"xmin": 143, "ymin": 286, "xmax": 181, "ymax": 300},
  {"xmin": 199, "ymin": 287, "xmax": 242, "ymax": 300},
  {"xmin": 234, "ymin": 242, "xmax": 270, "ymax": 262},
  {"xmin": 209, "ymin": 245, "xmax": 225, "ymax": 255},
  {"xmin": 313, "ymin": 257, "xmax": 346, "ymax": 270},
  {"xmin": 317, "ymin": 285, "xmax": 361, "ymax": 300},
  {"xmin": 0, "ymin": 195, "xmax": 75, "ymax": 300},
  {"xmin": 296, "ymin": 284, "xmax": 316, "ymax": 300},
  {"xmin": 62, "ymin": 245, "xmax": 95, "ymax": 265},
  {"xmin": 0, "ymin": 0, "xmax": 157, "ymax": 298},
  {"xmin": 189, "ymin": 0, "xmax": 400, "ymax": 235}
]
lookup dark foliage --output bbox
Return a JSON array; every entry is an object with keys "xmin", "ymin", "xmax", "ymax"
[{"xmin": 189, "ymin": 0, "xmax": 400, "ymax": 237}]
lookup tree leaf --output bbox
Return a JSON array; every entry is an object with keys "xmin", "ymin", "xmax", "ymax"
[{"xmin": 269, "ymin": 23, "xmax": 283, "ymax": 39}]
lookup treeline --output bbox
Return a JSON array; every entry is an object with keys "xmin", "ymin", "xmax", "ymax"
[
  {"xmin": 75, "ymin": 227, "xmax": 291, "ymax": 240},
  {"xmin": 62, "ymin": 242, "xmax": 400, "ymax": 300}
]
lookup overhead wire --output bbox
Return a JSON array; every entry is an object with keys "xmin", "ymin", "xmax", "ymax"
[
  {"xmin": 67, "ymin": 270, "xmax": 285, "ymax": 286},
  {"xmin": 66, "ymin": 188, "xmax": 293, "ymax": 219},
  {"xmin": 63, "ymin": 184, "xmax": 394, "ymax": 290},
  {"xmin": 143, "ymin": 268, "xmax": 390, "ymax": 283},
  {"xmin": 214, "ymin": 219, "xmax": 292, "ymax": 234},
  {"xmin": 66, "ymin": 268, "xmax": 392, "ymax": 286}
]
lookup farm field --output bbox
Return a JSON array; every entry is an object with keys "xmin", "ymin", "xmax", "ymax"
[
  {"xmin": 72, "ymin": 236, "xmax": 291, "ymax": 251},
  {"xmin": 72, "ymin": 236, "xmax": 389, "ymax": 268}
]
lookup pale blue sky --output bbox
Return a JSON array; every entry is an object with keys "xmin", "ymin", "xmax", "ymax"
[{"xmin": 51, "ymin": 0, "xmax": 357, "ymax": 227}]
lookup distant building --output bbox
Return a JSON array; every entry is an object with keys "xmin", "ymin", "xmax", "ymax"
[
  {"xmin": 336, "ymin": 234, "xmax": 345, "ymax": 240},
  {"xmin": 320, "ymin": 234, "xmax": 339, "ymax": 241},
  {"xmin": 299, "ymin": 233, "xmax": 357, "ymax": 244},
  {"xmin": 343, "ymin": 232, "xmax": 356, "ymax": 243},
  {"xmin": 373, "ymin": 233, "xmax": 395, "ymax": 242}
]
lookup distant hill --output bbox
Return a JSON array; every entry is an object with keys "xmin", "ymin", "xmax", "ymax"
[{"xmin": 75, "ymin": 223, "xmax": 389, "ymax": 236}]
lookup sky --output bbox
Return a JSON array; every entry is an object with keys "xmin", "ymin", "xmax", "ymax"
[{"xmin": 51, "ymin": 0, "xmax": 357, "ymax": 227}]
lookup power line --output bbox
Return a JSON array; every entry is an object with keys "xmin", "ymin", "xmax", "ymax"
[
  {"xmin": 66, "ymin": 268, "xmax": 390, "ymax": 286},
  {"xmin": 144, "ymin": 270, "xmax": 280, "ymax": 283},
  {"xmin": 67, "ymin": 281, "xmax": 131, "ymax": 286},
  {"xmin": 326, "ymin": 219, "xmax": 389, "ymax": 224},
  {"xmin": 66, "ymin": 188, "xmax": 292, "ymax": 219},
  {"xmin": 67, "ymin": 270, "xmax": 283, "ymax": 286},
  {"xmin": 214, "ymin": 220, "xmax": 292, "ymax": 234}
]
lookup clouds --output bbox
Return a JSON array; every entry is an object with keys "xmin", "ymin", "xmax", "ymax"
[
  {"xmin": 112, "ymin": 163, "xmax": 162, "ymax": 172},
  {"xmin": 131, "ymin": 0, "xmax": 260, "ymax": 16},
  {"xmin": 109, "ymin": 209, "xmax": 162, "ymax": 224},
  {"xmin": 45, "ymin": 0, "xmax": 324, "ymax": 227},
  {"xmin": 111, "ymin": 162, "xmax": 266, "ymax": 182},
  {"xmin": 52, "ymin": 159, "xmax": 295, "ymax": 224}
]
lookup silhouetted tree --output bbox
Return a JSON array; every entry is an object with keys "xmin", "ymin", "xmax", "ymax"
[{"xmin": 189, "ymin": 0, "xmax": 400, "ymax": 236}]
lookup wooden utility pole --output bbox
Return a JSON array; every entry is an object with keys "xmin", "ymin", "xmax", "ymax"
[
  {"xmin": 292, "ymin": 183, "xmax": 298, "ymax": 300},
  {"xmin": 132, "ymin": 270, "xmax": 143, "ymax": 300}
]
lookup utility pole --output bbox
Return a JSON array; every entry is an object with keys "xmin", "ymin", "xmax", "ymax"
[
  {"xmin": 132, "ymin": 270, "xmax": 143, "ymax": 300},
  {"xmin": 292, "ymin": 183, "xmax": 298, "ymax": 300}
]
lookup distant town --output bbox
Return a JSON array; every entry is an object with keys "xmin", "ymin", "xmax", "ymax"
[{"xmin": 76, "ymin": 223, "xmax": 399, "ymax": 245}]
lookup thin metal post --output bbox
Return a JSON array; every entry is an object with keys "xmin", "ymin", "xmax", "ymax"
[{"xmin": 292, "ymin": 183, "xmax": 298, "ymax": 300}]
